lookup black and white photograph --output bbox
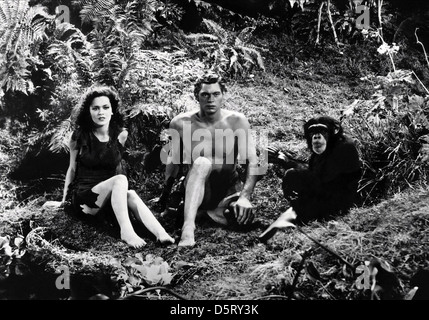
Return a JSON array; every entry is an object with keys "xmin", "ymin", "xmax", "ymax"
[{"xmin": 0, "ymin": 0, "xmax": 428, "ymax": 312}]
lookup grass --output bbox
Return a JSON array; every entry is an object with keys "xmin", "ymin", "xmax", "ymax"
[
  {"xmin": 6, "ymin": 180, "xmax": 428, "ymax": 300},
  {"xmin": 1, "ymin": 49, "xmax": 429, "ymax": 301}
]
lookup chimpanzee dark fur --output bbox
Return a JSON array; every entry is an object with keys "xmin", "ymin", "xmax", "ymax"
[{"xmin": 282, "ymin": 116, "xmax": 362, "ymax": 223}]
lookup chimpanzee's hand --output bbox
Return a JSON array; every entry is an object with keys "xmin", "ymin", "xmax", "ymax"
[
  {"xmin": 267, "ymin": 145, "xmax": 279, "ymax": 158},
  {"xmin": 267, "ymin": 146, "xmax": 288, "ymax": 165}
]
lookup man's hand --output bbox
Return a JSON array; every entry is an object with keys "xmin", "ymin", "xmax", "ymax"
[{"xmin": 230, "ymin": 196, "xmax": 254, "ymax": 225}]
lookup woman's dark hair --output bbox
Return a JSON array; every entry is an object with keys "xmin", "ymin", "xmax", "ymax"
[
  {"xmin": 74, "ymin": 85, "xmax": 124, "ymax": 144},
  {"xmin": 193, "ymin": 71, "xmax": 227, "ymax": 100}
]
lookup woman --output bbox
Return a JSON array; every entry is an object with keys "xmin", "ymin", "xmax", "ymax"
[{"xmin": 61, "ymin": 85, "xmax": 174, "ymax": 248}]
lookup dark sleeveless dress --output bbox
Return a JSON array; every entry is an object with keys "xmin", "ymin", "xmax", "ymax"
[{"xmin": 68, "ymin": 130, "xmax": 125, "ymax": 221}]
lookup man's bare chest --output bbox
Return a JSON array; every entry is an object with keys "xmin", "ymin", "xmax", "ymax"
[{"xmin": 180, "ymin": 121, "xmax": 238, "ymax": 160}]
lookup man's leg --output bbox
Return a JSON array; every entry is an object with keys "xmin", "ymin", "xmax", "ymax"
[{"xmin": 179, "ymin": 157, "xmax": 213, "ymax": 247}]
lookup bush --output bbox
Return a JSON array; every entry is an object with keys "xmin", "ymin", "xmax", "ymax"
[{"xmin": 342, "ymin": 69, "xmax": 429, "ymax": 205}]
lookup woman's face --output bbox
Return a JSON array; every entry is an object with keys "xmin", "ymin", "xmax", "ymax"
[{"xmin": 89, "ymin": 96, "xmax": 112, "ymax": 127}]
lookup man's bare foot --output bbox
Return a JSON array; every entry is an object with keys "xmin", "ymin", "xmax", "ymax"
[
  {"xmin": 259, "ymin": 208, "xmax": 297, "ymax": 243},
  {"xmin": 178, "ymin": 226, "xmax": 195, "ymax": 247},
  {"xmin": 120, "ymin": 231, "xmax": 147, "ymax": 248},
  {"xmin": 157, "ymin": 232, "xmax": 175, "ymax": 244}
]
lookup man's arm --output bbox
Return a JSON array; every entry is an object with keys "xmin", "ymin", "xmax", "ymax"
[{"xmin": 233, "ymin": 114, "xmax": 261, "ymax": 224}]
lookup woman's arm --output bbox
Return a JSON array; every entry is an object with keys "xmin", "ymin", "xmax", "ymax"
[
  {"xmin": 116, "ymin": 129, "xmax": 128, "ymax": 174},
  {"xmin": 118, "ymin": 128, "xmax": 128, "ymax": 146},
  {"xmin": 61, "ymin": 138, "xmax": 78, "ymax": 204}
]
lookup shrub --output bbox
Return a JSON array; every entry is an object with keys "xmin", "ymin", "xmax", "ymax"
[{"xmin": 342, "ymin": 69, "xmax": 429, "ymax": 205}]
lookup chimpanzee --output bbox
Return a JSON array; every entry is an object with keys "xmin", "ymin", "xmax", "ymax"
[{"xmin": 259, "ymin": 115, "xmax": 362, "ymax": 242}]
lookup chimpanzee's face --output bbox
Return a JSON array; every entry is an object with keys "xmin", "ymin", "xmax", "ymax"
[{"xmin": 308, "ymin": 124, "xmax": 329, "ymax": 155}]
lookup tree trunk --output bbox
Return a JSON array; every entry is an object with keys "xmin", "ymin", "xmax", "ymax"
[
  {"xmin": 315, "ymin": 2, "xmax": 325, "ymax": 45},
  {"xmin": 326, "ymin": 0, "xmax": 339, "ymax": 45}
]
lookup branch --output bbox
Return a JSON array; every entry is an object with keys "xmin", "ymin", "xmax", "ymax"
[
  {"xmin": 415, "ymin": 28, "xmax": 429, "ymax": 69},
  {"xmin": 288, "ymin": 248, "xmax": 312, "ymax": 300},
  {"xmin": 297, "ymin": 226, "xmax": 355, "ymax": 271},
  {"xmin": 377, "ymin": 0, "xmax": 383, "ymax": 40},
  {"xmin": 119, "ymin": 286, "xmax": 189, "ymax": 300},
  {"xmin": 315, "ymin": 1, "xmax": 325, "ymax": 45},
  {"xmin": 412, "ymin": 70, "xmax": 429, "ymax": 95},
  {"xmin": 326, "ymin": 0, "xmax": 339, "ymax": 46},
  {"xmin": 255, "ymin": 295, "xmax": 289, "ymax": 300}
]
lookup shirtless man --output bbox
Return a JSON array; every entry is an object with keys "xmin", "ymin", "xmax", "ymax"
[{"xmin": 160, "ymin": 72, "xmax": 261, "ymax": 247}]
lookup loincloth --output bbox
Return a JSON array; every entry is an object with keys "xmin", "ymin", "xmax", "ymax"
[
  {"xmin": 167, "ymin": 168, "xmax": 243, "ymax": 226},
  {"xmin": 196, "ymin": 169, "xmax": 242, "ymax": 210}
]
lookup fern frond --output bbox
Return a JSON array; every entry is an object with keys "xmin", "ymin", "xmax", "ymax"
[
  {"xmin": 236, "ymin": 26, "xmax": 256, "ymax": 44},
  {"xmin": 236, "ymin": 46, "xmax": 266, "ymax": 71},
  {"xmin": 75, "ymin": 0, "xmax": 116, "ymax": 25},
  {"xmin": 87, "ymin": 27, "xmax": 124, "ymax": 86},
  {"xmin": 0, "ymin": 0, "xmax": 9, "ymax": 26},
  {"xmin": 47, "ymin": 22, "xmax": 93, "ymax": 83},
  {"xmin": 49, "ymin": 118, "xmax": 74, "ymax": 153},
  {"xmin": 0, "ymin": 56, "xmax": 33, "ymax": 95},
  {"xmin": 202, "ymin": 18, "xmax": 228, "ymax": 43},
  {"xmin": 113, "ymin": 0, "xmax": 157, "ymax": 49},
  {"xmin": 125, "ymin": 102, "xmax": 169, "ymax": 120},
  {"xmin": 184, "ymin": 33, "xmax": 218, "ymax": 45},
  {"xmin": 0, "ymin": 2, "xmax": 52, "ymax": 54}
]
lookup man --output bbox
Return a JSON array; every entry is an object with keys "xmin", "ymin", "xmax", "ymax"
[{"xmin": 159, "ymin": 72, "xmax": 261, "ymax": 247}]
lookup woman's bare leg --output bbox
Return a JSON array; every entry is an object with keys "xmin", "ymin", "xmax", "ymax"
[
  {"xmin": 91, "ymin": 175, "xmax": 146, "ymax": 248},
  {"xmin": 127, "ymin": 190, "xmax": 174, "ymax": 244}
]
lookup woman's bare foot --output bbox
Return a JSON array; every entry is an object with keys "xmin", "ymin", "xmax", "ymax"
[
  {"xmin": 120, "ymin": 230, "xmax": 147, "ymax": 248},
  {"xmin": 178, "ymin": 226, "xmax": 195, "ymax": 247},
  {"xmin": 157, "ymin": 232, "xmax": 175, "ymax": 244}
]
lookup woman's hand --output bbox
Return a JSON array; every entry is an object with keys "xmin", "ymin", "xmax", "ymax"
[{"xmin": 42, "ymin": 201, "xmax": 63, "ymax": 210}]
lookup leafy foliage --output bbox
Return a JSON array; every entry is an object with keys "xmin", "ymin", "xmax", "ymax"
[
  {"xmin": 122, "ymin": 49, "xmax": 205, "ymax": 183},
  {"xmin": 46, "ymin": 22, "xmax": 93, "ymax": 86},
  {"xmin": 342, "ymin": 69, "xmax": 429, "ymax": 204},
  {"xmin": 5, "ymin": 0, "xmax": 204, "ymax": 162},
  {"xmin": 0, "ymin": 0, "xmax": 53, "ymax": 96},
  {"xmin": 72, "ymin": 0, "xmax": 116, "ymax": 25},
  {"xmin": 115, "ymin": 253, "xmax": 173, "ymax": 294},
  {"xmin": 0, "ymin": 127, "xmax": 23, "ymax": 209},
  {"xmin": 178, "ymin": 18, "xmax": 265, "ymax": 78}
]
